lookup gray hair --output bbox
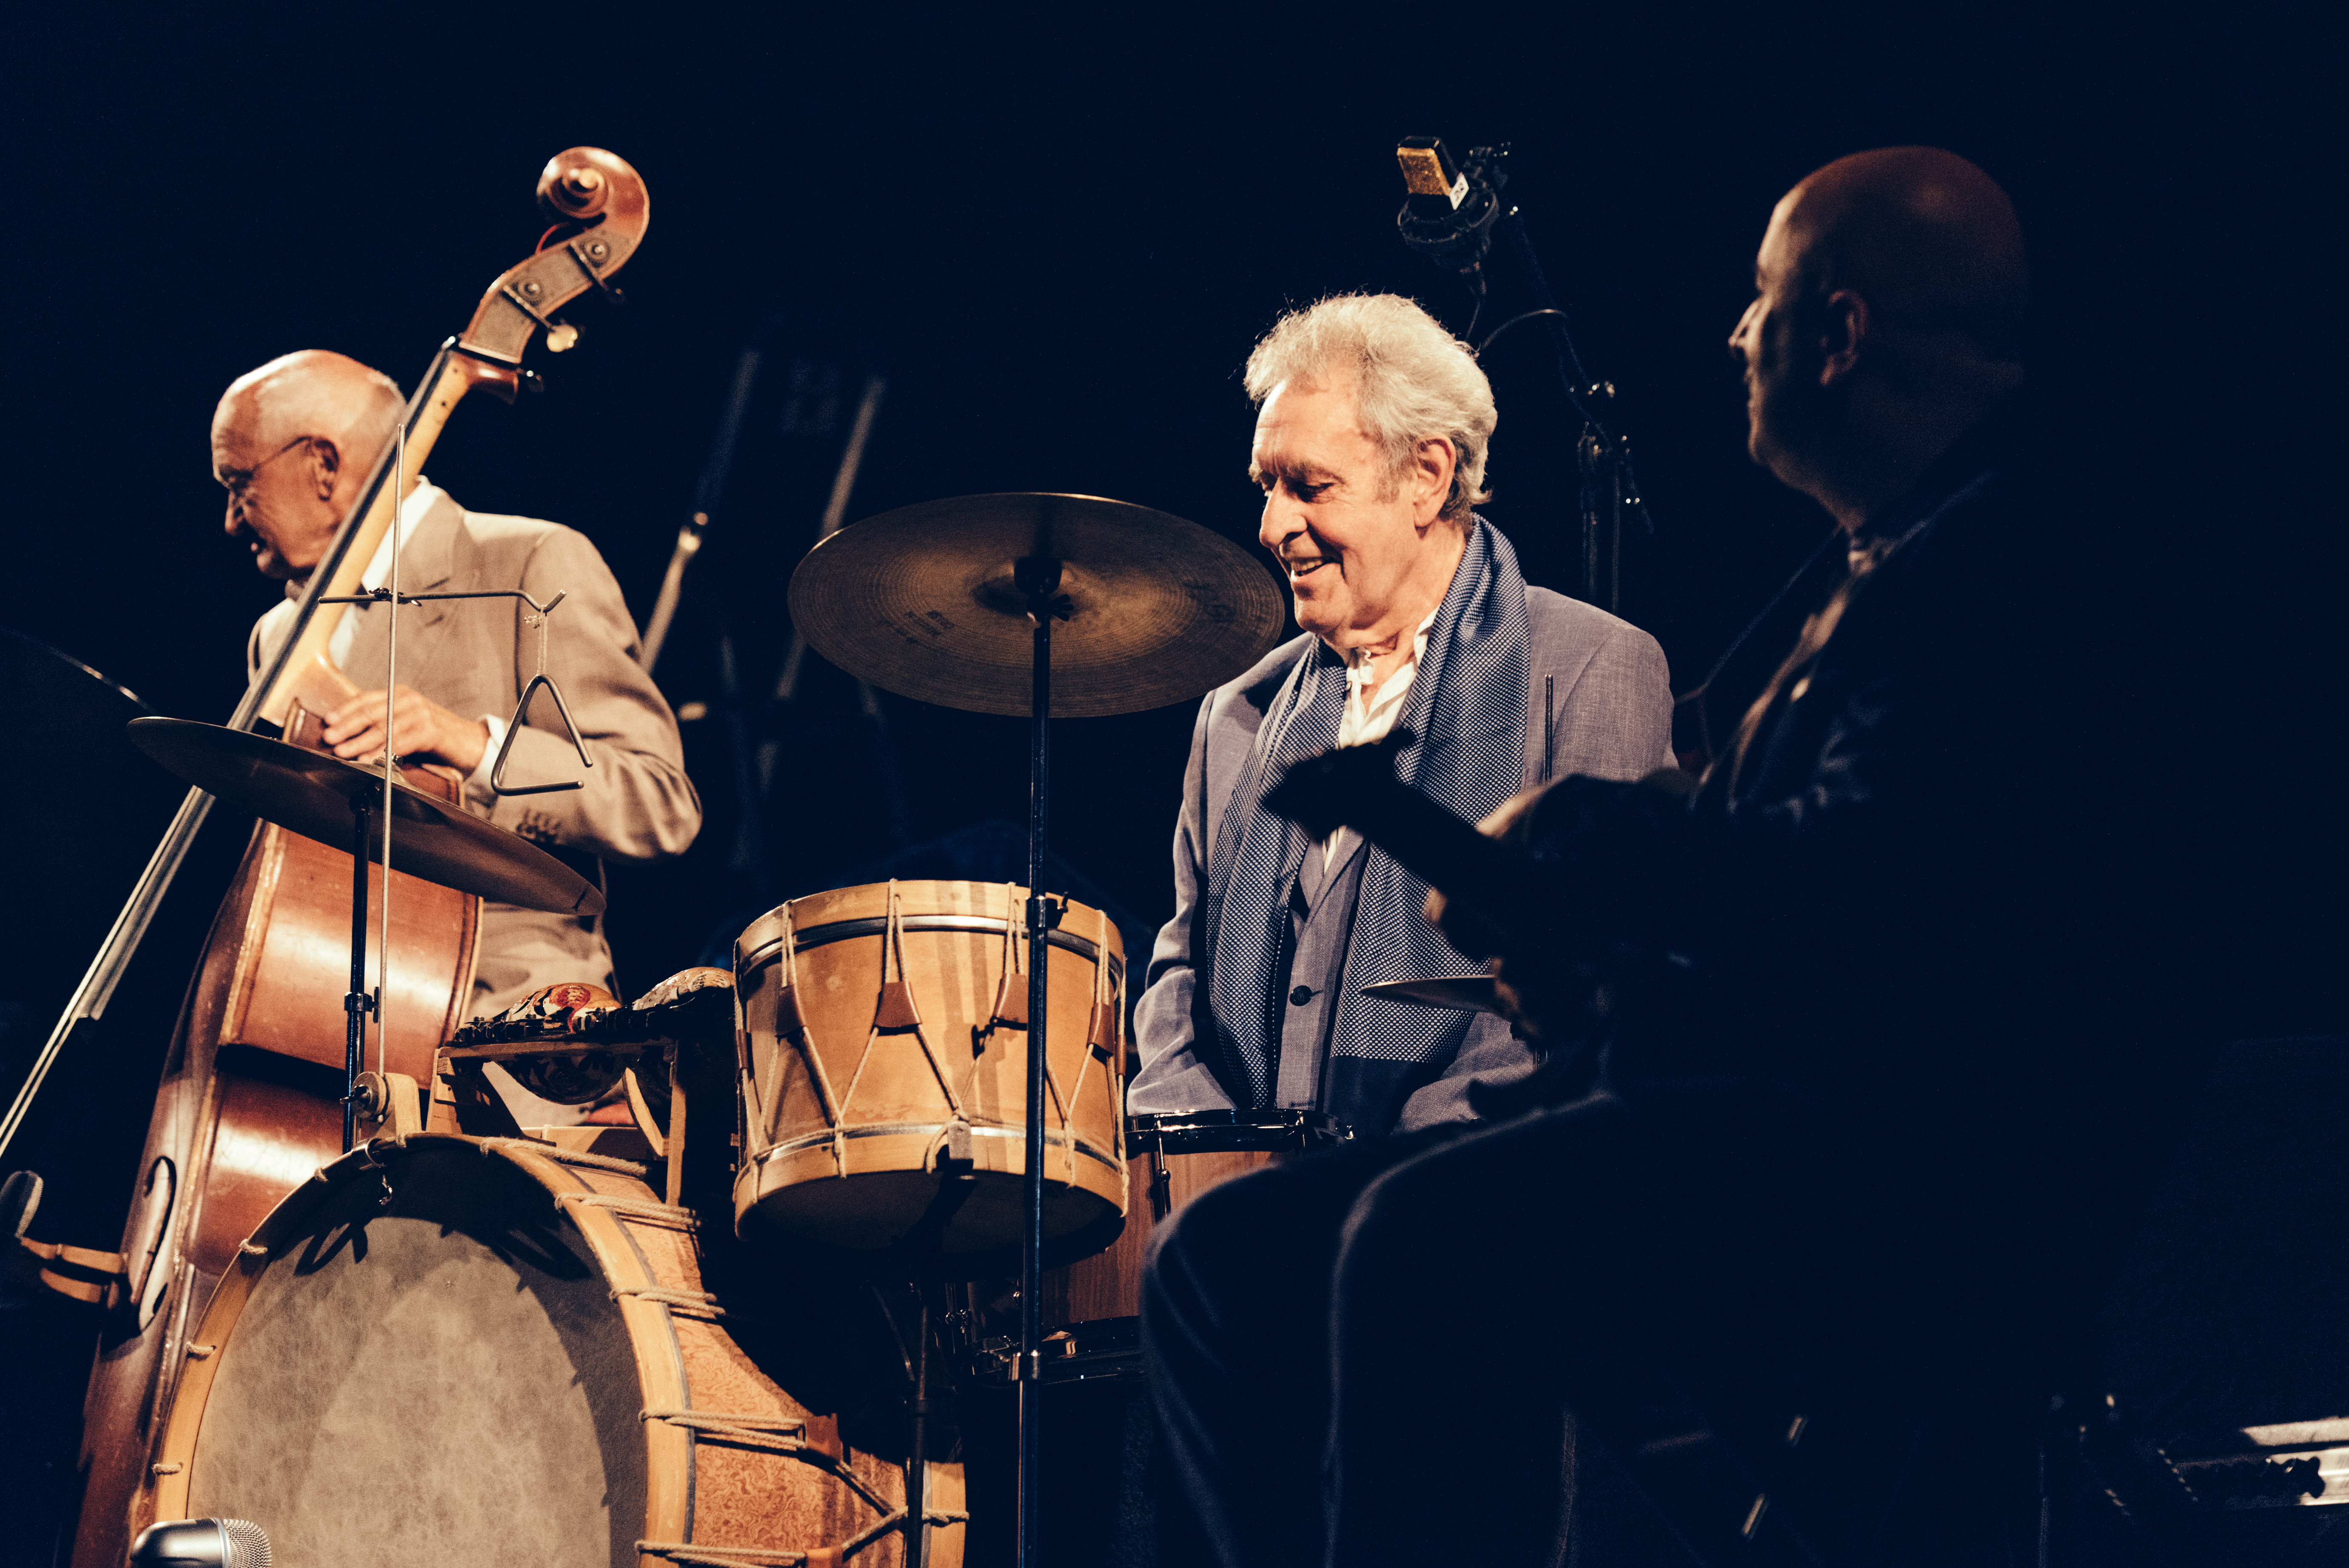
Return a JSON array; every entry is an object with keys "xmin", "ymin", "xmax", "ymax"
[{"xmin": 1243, "ymin": 293, "xmax": 1495, "ymax": 525}]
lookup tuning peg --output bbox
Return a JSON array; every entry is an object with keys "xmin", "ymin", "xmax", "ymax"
[
  {"xmin": 545, "ymin": 322, "xmax": 580, "ymax": 353},
  {"xmin": 540, "ymin": 160, "xmax": 610, "ymax": 222},
  {"xmin": 518, "ymin": 369, "xmax": 547, "ymax": 396}
]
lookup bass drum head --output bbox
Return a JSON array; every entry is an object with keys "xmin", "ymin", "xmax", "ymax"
[{"xmin": 184, "ymin": 1143, "xmax": 647, "ymax": 1567}]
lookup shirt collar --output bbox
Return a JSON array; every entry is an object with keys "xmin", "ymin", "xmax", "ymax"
[{"xmin": 1343, "ymin": 605, "xmax": 1440, "ymax": 678}]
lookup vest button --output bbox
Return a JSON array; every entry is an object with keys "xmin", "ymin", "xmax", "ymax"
[{"xmin": 1289, "ymin": 985, "xmax": 1314, "ymax": 1006}]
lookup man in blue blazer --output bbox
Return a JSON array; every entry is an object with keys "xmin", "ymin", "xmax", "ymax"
[{"xmin": 1129, "ymin": 293, "xmax": 1673, "ymax": 1139}]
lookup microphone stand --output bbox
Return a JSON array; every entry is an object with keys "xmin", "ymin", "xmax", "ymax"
[
  {"xmin": 647, "ymin": 322, "xmax": 905, "ymax": 898},
  {"xmin": 1487, "ymin": 212, "xmax": 1653, "ymax": 616},
  {"xmin": 311, "ymin": 579, "xmax": 593, "ymax": 1149},
  {"xmin": 641, "ymin": 334, "xmax": 770, "ymax": 675},
  {"xmin": 1400, "ymin": 141, "xmax": 1655, "ymax": 616},
  {"xmin": 641, "ymin": 332, "xmax": 773, "ymax": 897}
]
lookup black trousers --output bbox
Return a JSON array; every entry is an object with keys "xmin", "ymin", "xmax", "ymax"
[{"xmin": 1139, "ymin": 1082, "xmax": 2019, "ymax": 1568}]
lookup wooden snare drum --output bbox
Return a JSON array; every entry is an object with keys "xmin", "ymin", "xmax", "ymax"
[
  {"xmin": 148, "ymin": 1133, "xmax": 962, "ymax": 1568},
  {"xmin": 733, "ymin": 881, "xmax": 1126, "ymax": 1258}
]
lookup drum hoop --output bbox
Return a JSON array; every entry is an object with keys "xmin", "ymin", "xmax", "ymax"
[
  {"xmin": 740, "ymin": 915, "xmax": 1123, "ymax": 978},
  {"xmin": 752, "ymin": 1119, "xmax": 1125, "ymax": 1177}
]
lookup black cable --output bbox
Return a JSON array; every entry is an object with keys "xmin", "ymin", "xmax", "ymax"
[
  {"xmin": 1473, "ymin": 308, "xmax": 1571, "ymax": 358},
  {"xmin": 1475, "ymin": 300, "xmax": 1606, "ymax": 431},
  {"xmin": 1497, "ymin": 214, "xmax": 1609, "ymax": 432}
]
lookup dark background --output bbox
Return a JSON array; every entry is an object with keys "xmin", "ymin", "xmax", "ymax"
[
  {"xmin": 5, "ymin": 0, "xmax": 2331, "ymax": 992},
  {"xmin": 1, "ymin": 0, "xmax": 2338, "ymax": 1552}
]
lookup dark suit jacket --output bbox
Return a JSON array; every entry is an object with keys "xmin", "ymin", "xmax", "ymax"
[{"xmin": 1505, "ymin": 414, "xmax": 2212, "ymax": 1375}]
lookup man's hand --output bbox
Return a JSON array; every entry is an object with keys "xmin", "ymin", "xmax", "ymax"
[
  {"xmin": 1420, "ymin": 787, "xmax": 1544, "ymax": 935},
  {"xmin": 322, "ymin": 686, "xmax": 490, "ymax": 774},
  {"xmin": 1423, "ymin": 771, "xmax": 1706, "ymax": 1051}
]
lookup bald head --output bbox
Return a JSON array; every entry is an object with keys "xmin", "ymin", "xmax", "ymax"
[
  {"xmin": 215, "ymin": 350, "xmax": 405, "ymax": 462},
  {"xmin": 1776, "ymin": 146, "xmax": 2029, "ymax": 364},
  {"xmin": 1730, "ymin": 148, "xmax": 2029, "ymax": 535},
  {"xmin": 211, "ymin": 351, "xmax": 406, "ymax": 581}
]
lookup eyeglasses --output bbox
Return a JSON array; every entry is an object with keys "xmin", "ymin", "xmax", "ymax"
[{"xmin": 216, "ymin": 435, "xmax": 316, "ymax": 498}]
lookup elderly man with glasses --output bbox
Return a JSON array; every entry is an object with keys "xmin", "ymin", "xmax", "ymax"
[{"xmin": 214, "ymin": 348, "xmax": 701, "ymax": 1122}]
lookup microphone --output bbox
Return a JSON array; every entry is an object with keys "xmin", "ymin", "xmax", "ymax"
[
  {"xmin": 1395, "ymin": 137, "xmax": 1511, "ymax": 290},
  {"xmin": 128, "ymin": 1519, "xmax": 273, "ymax": 1568}
]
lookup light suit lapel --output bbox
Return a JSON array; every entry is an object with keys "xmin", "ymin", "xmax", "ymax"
[{"xmin": 337, "ymin": 491, "xmax": 462, "ymax": 688}]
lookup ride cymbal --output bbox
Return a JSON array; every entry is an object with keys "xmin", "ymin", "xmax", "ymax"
[
  {"xmin": 787, "ymin": 493, "xmax": 1285, "ymax": 718},
  {"xmin": 127, "ymin": 718, "xmax": 604, "ymax": 916}
]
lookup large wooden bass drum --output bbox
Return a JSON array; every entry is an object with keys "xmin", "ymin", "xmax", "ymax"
[{"xmin": 148, "ymin": 1133, "xmax": 963, "ymax": 1567}]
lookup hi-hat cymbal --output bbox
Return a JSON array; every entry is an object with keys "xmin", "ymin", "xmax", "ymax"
[
  {"xmin": 127, "ymin": 718, "xmax": 604, "ymax": 917},
  {"xmin": 1360, "ymin": 975, "xmax": 1502, "ymax": 1014},
  {"xmin": 787, "ymin": 493, "xmax": 1286, "ymax": 718}
]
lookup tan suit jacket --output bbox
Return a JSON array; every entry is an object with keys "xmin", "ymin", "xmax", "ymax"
[{"xmin": 249, "ymin": 486, "xmax": 701, "ymax": 1024}]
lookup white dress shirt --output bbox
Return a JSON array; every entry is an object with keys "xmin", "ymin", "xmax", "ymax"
[{"xmin": 1322, "ymin": 607, "xmax": 1439, "ymax": 869}]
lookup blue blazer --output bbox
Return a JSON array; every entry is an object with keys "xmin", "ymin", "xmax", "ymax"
[{"xmin": 1131, "ymin": 583, "xmax": 1673, "ymax": 1135}]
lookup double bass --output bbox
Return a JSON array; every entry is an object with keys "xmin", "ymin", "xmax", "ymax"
[{"xmin": 7, "ymin": 148, "xmax": 651, "ymax": 1568}]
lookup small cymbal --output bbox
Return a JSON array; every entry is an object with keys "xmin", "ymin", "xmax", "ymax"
[
  {"xmin": 787, "ymin": 493, "xmax": 1286, "ymax": 718},
  {"xmin": 127, "ymin": 718, "xmax": 604, "ymax": 916},
  {"xmin": 1360, "ymin": 975, "xmax": 1502, "ymax": 1015}
]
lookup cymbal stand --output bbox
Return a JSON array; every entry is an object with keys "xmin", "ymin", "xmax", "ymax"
[
  {"xmin": 1015, "ymin": 552, "xmax": 1065, "ymax": 1568},
  {"xmin": 341, "ymin": 794, "xmax": 376, "ymax": 1152},
  {"xmin": 375, "ymin": 428, "xmax": 406, "ymax": 1105}
]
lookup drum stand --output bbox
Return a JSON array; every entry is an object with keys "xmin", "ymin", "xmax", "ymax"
[
  {"xmin": 883, "ymin": 1157, "xmax": 979, "ymax": 1568},
  {"xmin": 782, "ymin": 493, "xmax": 1283, "ymax": 1568}
]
